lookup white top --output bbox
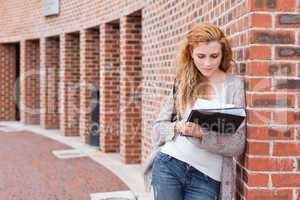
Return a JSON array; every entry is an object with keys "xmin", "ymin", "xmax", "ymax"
[{"xmin": 161, "ymin": 90, "xmax": 236, "ymax": 182}]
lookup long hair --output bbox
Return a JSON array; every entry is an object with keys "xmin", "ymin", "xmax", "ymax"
[{"xmin": 174, "ymin": 23, "xmax": 233, "ymax": 118}]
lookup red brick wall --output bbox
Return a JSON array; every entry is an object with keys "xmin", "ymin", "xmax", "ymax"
[
  {"xmin": 59, "ymin": 33, "xmax": 80, "ymax": 136},
  {"xmin": 20, "ymin": 40, "xmax": 40, "ymax": 125},
  {"xmin": 243, "ymin": 1, "xmax": 300, "ymax": 199},
  {"xmin": 40, "ymin": 37, "xmax": 60, "ymax": 129},
  {"xmin": 0, "ymin": 0, "xmax": 144, "ymax": 43},
  {"xmin": 120, "ymin": 11, "xmax": 143, "ymax": 164},
  {"xmin": 99, "ymin": 23, "xmax": 121, "ymax": 152},
  {"xmin": 79, "ymin": 28, "xmax": 100, "ymax": 143},
  {"xmin": 0, "ymin": 44, "xmax": 16, "ymax": 120}
]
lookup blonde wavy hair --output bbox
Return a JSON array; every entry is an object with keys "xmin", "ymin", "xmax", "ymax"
[{"xmin": 174, "ymin": 23, "xmax": 233, "ymax": 118}]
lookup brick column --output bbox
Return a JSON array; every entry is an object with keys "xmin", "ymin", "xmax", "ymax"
[
  {"xmin": 79, "ymin": 28, "xmax": 100, "ymax": 143},
  {"xmin": 0, "ymin": 44, "xmax": 16, "ymax": 120},
  {"xmin": 40, "ymin": 37, "xmax": 60, "ymax": 129},
  {"xmin": 20, "ymin": 40, "xmax": 40, "ymax": 125},
  {"xmin": 99, "ymin": 23, "xmax": 120, "ymax": 152},
  {"xmin": 240, "ymin": 1, "xmax": 300, "ymax": 199},
  {"xmin": 59, "ymin": 33, "xmax": 80, "ymax": 136},
  {"xmin": 120, "ymin": 13, "xmax": 142, "ymax": 164}
]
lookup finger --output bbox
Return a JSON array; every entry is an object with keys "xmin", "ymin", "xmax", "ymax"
[
  {"xmin": 187, "ymin": 122, "xmax": 196, "ymax": 126},
  {"xmin": 185, "ymin": 126, "xmax": 201, "ymax": 138},
  {"xmin": 188, "ymin": 127, "xmax": 196, "ymax": 136},
  {"xmin": 182, "ymin": 127, "xmax": 192, "ymax": 136},
  {"xmin": 185, "ymin": 122, "xmax": 191, "ymax": 128}
]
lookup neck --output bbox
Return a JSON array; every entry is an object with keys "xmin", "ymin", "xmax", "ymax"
[{"xmin": 207, "ymin": 69, "xmax": 226, "ymax": 84}]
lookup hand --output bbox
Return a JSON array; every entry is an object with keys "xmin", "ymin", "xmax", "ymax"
[{"xmin": 176, "ymin": 121, "xmax": 203, "ymax": 139}]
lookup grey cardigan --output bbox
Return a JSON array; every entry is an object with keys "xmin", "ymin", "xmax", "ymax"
[{"xmin": 143, "ymin": 74, "xmax": 246, "ymax": 200}]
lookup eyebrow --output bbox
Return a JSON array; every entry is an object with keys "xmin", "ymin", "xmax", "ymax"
[{"xmin": 196, "ymin": 53, "xmax": 220, "ymax": 55}]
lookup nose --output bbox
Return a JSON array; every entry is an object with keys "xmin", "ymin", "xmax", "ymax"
[{"xmin": 204, "ymin": 58, "xmax": 211, "ymax": 66}]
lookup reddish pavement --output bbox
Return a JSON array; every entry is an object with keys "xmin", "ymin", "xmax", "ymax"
[{"xmin": 0, "ymin": 131, "xmax": 128, "ymax": 200}]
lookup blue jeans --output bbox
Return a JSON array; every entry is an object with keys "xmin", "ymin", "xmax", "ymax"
[{"xmin": 152, "ymin": 152, "xmax": 220, "ymax": 200}]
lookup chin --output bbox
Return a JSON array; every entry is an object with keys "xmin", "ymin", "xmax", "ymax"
[
  {"xmin": 200, "ymin": 72, "xmax": 214, "ymax": 78},
  {"xmin": 200, "ymin": 69, "xmax": 217, "ymax": 78}
]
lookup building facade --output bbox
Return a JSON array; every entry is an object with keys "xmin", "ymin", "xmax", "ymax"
[{"xmin": 0, "ymin": 0, "xmax": 300, "ymax": 199}]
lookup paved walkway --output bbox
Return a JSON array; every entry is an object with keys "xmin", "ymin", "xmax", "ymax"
[{"xmin": 0, "ymin": 122, "xmax": 153, "ymax": 200}]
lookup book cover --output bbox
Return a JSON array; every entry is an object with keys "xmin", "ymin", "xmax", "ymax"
[{"xmin": 186, "ymin": 107, "xmax": 246, "ymax": 134}]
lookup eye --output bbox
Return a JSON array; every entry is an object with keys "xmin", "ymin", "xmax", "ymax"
[
  {"xmin": 211, "ymin": 54, "xmax": 219, "ymax": 58},
  {"xmin": 197, "ymin": 54, "xmax": 205, "ymax": 59}
]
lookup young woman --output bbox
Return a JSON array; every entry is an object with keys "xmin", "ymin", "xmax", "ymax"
[{"xmin": 143, "ymin": 23, "xmax": 246, "ymax": 200}]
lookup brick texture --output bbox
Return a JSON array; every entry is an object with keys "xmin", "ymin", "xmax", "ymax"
[
  {"xmin": 20, "ymin": 40, "xmax": 40, "ymax": 125},
  {"xmin": 40, "ymin": 37, "xmax": 60, "ymax": 129},
  {"xmin": 99, "ymin": 23, "xmax": 121, "ymax": 153},
  {"xmin": 0, "ymin": 44, "xmax": 16, "ymax": 120},
  {"xmin": 245, "ymin": 0, "xmax": 300, "ymax": 199},
  {"xmin": 79, "ymin": 28, "xmax": 100, "ymax": 144},
  {"xmin": 59, "ymin": 33, "xmax": 80, "ymax": 136},
  {"xmin": 120, "ymin": 11, "xmax": 142, "ymax": 164}
]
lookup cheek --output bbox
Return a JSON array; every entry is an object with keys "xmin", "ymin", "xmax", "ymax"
[
  {"xmin": 193, "ymin": 59, "xmax": 204, "ymax": 67},
  {"xmin": 212, "ymin": 58, "xmax": 222, "ymax": 67},
  {"xmin": 210, "ymin": 56, "xmax": 223, "ymax": 68}
]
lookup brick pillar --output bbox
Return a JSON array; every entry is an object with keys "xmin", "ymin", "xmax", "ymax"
[
  {"xmin": 120, "ymin": 13, "xmax": 142, "ymax": 164},
  {"xmin": 40, "ymin": 37, "xmax": 60, "ymax": 129},
  {"xmin": 59, "ymin": 33, "xmax": 80, "ymax": 136},
  {"xmin": 240, "ymin": 1, "xmax": 300, "ymax": 199},
  {"xmin": 0, "ymin": 44, "xmax": 16, "ymax": 120},
  {"xmin": 79, "ymin": 28, "xmax": 100, "ymax": 143},
  {"xmin": 99, "ymin": 23, "xmax": 120, "ymax": 152},
  {"xmin": 20, "ymin": 40, "xmax": 40, "ymax": 125}
]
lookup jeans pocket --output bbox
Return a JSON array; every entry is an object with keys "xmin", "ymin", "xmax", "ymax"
[
  {"xmin": 152, "ymin": 153, "xmax": 173, "ymax": 180},
  {"xmin": 157, "ymin": 152, "xmax": 173, "ymax": 163},
  {"xmin": 152, "ymin": 154, "xmax": 174, "ymax": 184}
]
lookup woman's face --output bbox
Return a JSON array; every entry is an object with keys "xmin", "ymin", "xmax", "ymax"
[{"xmin": 191, "ymin": 41, "xmax": 223, "ymax": 78}]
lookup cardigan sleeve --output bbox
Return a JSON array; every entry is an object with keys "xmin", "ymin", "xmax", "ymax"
[
  {"xmin": 151, "ymin": 92, "xmax": 177, "ymax": 149},
  {"xmin": 197, "ymin": 78, "xmax": 247, "ymax": 157}
]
